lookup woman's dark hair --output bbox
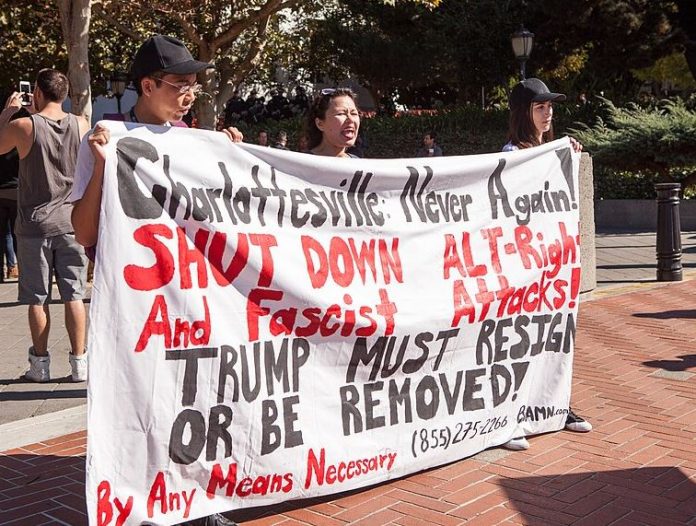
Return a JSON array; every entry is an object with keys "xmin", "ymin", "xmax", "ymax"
[
  {"xmin": 507, "ymin": 100, "xmax": 555, "ymax": 149},
  {"xmin": 303, "ymin": 88, "xmax": 357, "ymax": 149}
]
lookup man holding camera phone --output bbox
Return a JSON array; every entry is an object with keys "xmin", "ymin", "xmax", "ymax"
[
  {"xmin": 0, "ymin": 69, "xmax": 90, "ymax": 383},
  {"xmin": 19, "ymin": 80, "xmax": 32, "ymax": 106}
]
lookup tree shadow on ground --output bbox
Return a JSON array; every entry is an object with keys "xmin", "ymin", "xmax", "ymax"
[
  {"xmin": 0, "ymin": 375, "xmax": 87, "ymax": 401},
  {"xmin": 0, "ymin": 453, "xmax": 87, "ymax": 525},
  {"xmin": 633, "ymin": 309, "xmax": 696, "ymax": 319},
  {"xmin": 0, "ymin": 298, "xmax": 91, "ymax": 309},
  {"xmin": 2, "ymin": 454, "xmax": 695, "ymax": 525},
  {"xmin": 501, "ymin": 467, "xmax": 696, "ymax": 524},
  {"xmin": 223, "ymin": 465, "xmax": 696, "ymax": 525},
  {"xmin": 643, "ymin": 354, "xmax": 696, "ymax": 372},
  {"xmin": 0, "ymin": 388, "xmax": 86, "ymax": 401}
]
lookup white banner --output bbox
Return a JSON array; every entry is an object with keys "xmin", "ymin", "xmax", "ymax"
[{"xmin": 86, "ymin": 122, "xmax": 581, "ymax": 525}]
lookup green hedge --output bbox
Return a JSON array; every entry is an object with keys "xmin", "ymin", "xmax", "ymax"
[
  {"xmin": 235, "ymin": 102, "xmax": 684, "ymax": 200},
  {"xmin": 595, "ymin": 167, "xmax": 696, "ymax": 199},
  {"xmin": 237, "ymin": 104, "xmax": 588, "ymax": 156}
]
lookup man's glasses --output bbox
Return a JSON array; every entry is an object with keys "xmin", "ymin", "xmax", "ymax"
[
  {"xmin": 155, "ymin": 77, "xmax": 203, "ymax": 96},
  {"xmin": 321, "ymin": 88, "xmax": 337, "ymax": 95}
]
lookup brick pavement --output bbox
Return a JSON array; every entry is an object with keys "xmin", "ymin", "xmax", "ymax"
[{"xmin": 2, "ymin": 279, "xmax": 695, "ymax": 525}]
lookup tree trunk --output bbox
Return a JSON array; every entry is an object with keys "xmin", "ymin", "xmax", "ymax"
[
  {"xmin": 195, "ymin": 45, "xmax": 218, "ymax": 130},
  {"xmin": 677, "ymin": 0, "xmax": 696, "ymax": 81},
  {"xmin": 685, "ymin": 40, "xmax": 696, "ymax": 81},
  {"xmin": 57, "ymin": 0, "xmax": 92, "ymax": 121}
]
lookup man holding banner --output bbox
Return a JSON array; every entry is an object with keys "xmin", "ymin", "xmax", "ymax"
[{"xmin": 71, "ymin": 34, "xmax": 242, "ymax": 526}]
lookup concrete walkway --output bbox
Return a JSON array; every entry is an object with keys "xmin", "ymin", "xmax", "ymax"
[
  {"xmin": 595, "ymin": 231, "xmax": 696, "ymax": 289},
  {"xmin": 1, "ymin": 231, "xmax": 695, "ymax": 525}
]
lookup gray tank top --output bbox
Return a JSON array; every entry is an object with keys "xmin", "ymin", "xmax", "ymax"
[{"xmin": 17, "ymin": 113, "xmax": 80, "ymax": 237}]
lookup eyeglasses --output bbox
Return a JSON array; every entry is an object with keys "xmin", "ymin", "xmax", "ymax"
[
  {"xmin": 321, "ymin": 88, "xmax": 337, "ymax": 95},
  {"xmin": 155, "ymin": 77, "xmax": 203, "ymax": 96}
]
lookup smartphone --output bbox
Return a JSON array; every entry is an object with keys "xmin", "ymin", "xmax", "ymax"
[{"xmin": 19, "ymin": 80, "xmax": 31, "ymax": 106}]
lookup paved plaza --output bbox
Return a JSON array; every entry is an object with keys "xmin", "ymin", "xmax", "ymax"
[{"xmin": 1, "ymin": 231, "xmax": 695, "ymax": 525}]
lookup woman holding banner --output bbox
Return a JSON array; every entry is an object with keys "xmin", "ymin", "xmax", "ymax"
[
  {"xmin": 304, "ymin": 87, "xmax": 361, "ymax": 158},
  {"xmin": 501, "ymin": 78, "xmax": 591, "ymax": 451}
]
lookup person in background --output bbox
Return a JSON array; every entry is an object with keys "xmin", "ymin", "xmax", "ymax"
[
  {"xmin": 215, "ymin": 113, "xmax": 226, "ymax": 131},
  {"xmin": 0, "ymin": 90, "xmax": 21, "ymax": 283},
  {"xmin": 296, "ymin": 134, "xmax": 310, "ymax": 153},
  {"xmin": 304, "ymin": 87, "xmax": 360, "ymax": 158},
  {"xmin": 501, "ymin": 77, "xmax": 590, "ymax": 451},
  {"xmin": 416, "ymin": 130, "xmax": 443, "ymax": 157},
  {"xmin": 0, "ymin": 134, "xmax": 19, "ymax": 281},
  {"xmin": 70, "ymin": 34, "xmax": 242, "ymax": 526},
  {"xmin": 346, "ymin": 133, "xmax": 368, "ymax": 158},
  {"xmin": 272, "ymin": 130, "xmax": 289, "ymax": 150},
  {"xmin": 0, "ymin": 69, "xmax": 90, "ymax": 383},
  {"xmin": 257, "ymin": 129, "xmax": 269, "ymax": 147}
]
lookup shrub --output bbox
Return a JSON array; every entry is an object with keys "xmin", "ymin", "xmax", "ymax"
[{"xmin": 570, "ymin": 97, "xmax": 696, "ymax": 191}]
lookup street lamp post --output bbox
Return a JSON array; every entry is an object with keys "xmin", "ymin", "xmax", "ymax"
[
  {"xmin": 511, "ymin": 26, "xmax": 535, "ymax": 80},
  {"xmin": 110, "ymin": 72, "xmax": 128, "ymax": 114}
]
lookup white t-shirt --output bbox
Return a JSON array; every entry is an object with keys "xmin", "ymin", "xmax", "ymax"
[
  {"xmin": 70, "ymin": 119, "xmax": 175, "ymax": 203},
  {"xmin": 501, "ymin": 141, "xmax": 519, "ymax": 152},
  {"xmin": 69, "ymin": 134, "xmax": 94, "ymax": 203}
]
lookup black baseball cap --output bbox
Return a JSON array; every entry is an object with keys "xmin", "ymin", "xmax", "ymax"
[
  {"xmin": 130, "ymin": 35, "xmax": 214, "ymax": 80},
  {"xmin": 510, "ymin": 78, "xmax": 566, "ymax": 110}
]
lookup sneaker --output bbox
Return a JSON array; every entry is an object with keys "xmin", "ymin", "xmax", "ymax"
[
  {"xmin": 69, "ymin": 352, "xmax": 88, "ymax": 382},
  {"xmin": 6, "ymin": 265, "xmax": 18, "ymax": 279},
  {"xmin": 25, "ymin": 347, "xmax": 50, "ymax": 383},
  {"xmin": 565, "ymin": 408, "xmax": 592, "ymax": 432},
  {"xmin": 502, "ymin": 436, "xmax": 530, "ymax": 451}
]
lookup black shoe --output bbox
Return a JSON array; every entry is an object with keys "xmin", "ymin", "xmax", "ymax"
[
  {"xmin": 565, "ymin": 408, "xmax": 592, "ymax": 432},
  {"xmin": 205, "ymin": 514, "xmax": 238, "ymax": 526},
  {"xmin": 178, "ymin": 513, "xmax": 238, "ymax": 526}
]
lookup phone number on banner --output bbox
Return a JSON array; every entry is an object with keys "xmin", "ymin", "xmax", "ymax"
[{"xmin": 410, "ymin": 416, "xmax": 509, "ymax": 458}]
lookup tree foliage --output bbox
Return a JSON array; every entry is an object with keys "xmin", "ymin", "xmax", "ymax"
[
  {"xmin": 675, "ymin": 0, "xmax": 696, "ymax": 79},
  {"xmin": 305, "ymin": 0, "xmax": 686, "ymax": 108},
  {"xmin": 0, "ymin": 0, "xmax": 145, "ymax": 101},
  {"xmin": 0, "ymin": 1, "xmax": 66, "ymax": 89},
  {"xmin": 570, "ymin": 97, "xmax": 696, "ymax": 187},
  {"xmin": 632, "ymin": 52, "xmax": 696, "ymax": 92},
  {"xmin": 304, "ymin": 0, "xmax": 519, "ymax": 107},
  {"xmin": 92, "ymin": 0, "xmax": 437, "ymax": 127}
]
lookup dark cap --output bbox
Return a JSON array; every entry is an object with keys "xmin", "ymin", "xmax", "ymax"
[
  {"xmin": 510, "ymin": 78, "xmax": 566, "ymax": 110},
  {"xmin": 130, "ymin": 35, "xmax": 214, "ymax": 80}
]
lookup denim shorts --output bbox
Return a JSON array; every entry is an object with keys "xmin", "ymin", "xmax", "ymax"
[{"xmin": 17, "ymin": 233, "xmax": 88, "ymax": 305}]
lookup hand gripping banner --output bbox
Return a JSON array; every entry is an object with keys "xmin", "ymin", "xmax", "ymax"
[{"xmin": 85, "ymin": 122, "xmax": 581, "ymax": 525}]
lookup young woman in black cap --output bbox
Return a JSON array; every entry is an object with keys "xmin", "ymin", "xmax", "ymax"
[
  {"xmin": 501, "ymin": 78, "xmax": 590, "ymax": 452},
  {"xmin": 503, "ymin": 77, "xmax": 582, "ymax": 153}
]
